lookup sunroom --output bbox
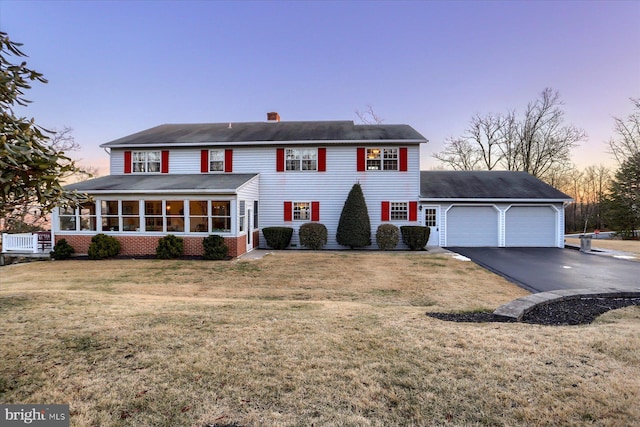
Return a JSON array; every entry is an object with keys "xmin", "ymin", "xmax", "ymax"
[{"xmin": 55, "ymin": 174, "xmax": 260, "ymax": 258}]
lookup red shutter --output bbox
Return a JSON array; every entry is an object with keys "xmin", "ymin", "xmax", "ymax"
[
  {"xmin": 284, "ymin": 201, "xmax": 292, "ymax": 221},
  {"xmin": 201, "ymin": 150, "xmax": 209, "ymax": 173},
  {"xmin": 399, "ymin": 147, "xmax": 408, "ymax": 171},
  {"xmin": 225, "ymin": 149, "xmax": 233, "ymax": 172},
  {"xmin": 409, "ymin": 201, "xmax": 418, "ymax": 221},
  {"xmin": 276, "ymin": 148, "xmax": 285, "ymax": 172},
  {"xmin": 161, "ymin": 150, "xmax": 169, "ymax": 173},
  {"xmin": 317, "ymin": 148, "xmax": 326, "ymax": 172},
  {"xmin": 381, "ymin": 201, "xmax": 390, "ymax": 221},
  {"xmin": 311, "ymin": 201, "xmax": 320, "ymax": 222},
  {"xmin": 357, "ymin": 147, "xmax": 365, "ymax": 171},
  {"xmin": 124, "ymin": 151, "xmax": 132, "ymax": 174}
]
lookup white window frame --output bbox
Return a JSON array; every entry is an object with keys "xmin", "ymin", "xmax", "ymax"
[
  {"xmin": 293, "ymin": 202, "xmax": 311, "ymax": 221},
  {"xmin": 209, "ymin": 149, "xmax": 225, "ymax": 172},
  {"xmin": 366, "ymin": 147, "xmax": 398, "ymax": 171},
  {"xmin": 132, "ymin": 151, "xmax": 161, "ymax": 173},
  {"xmin": 390, "ymin": 202, "xmax": 408, "ymax": 221},
  {"xmin": 286, "ymin": 148, "xmax": 317, "ymax": 171}
]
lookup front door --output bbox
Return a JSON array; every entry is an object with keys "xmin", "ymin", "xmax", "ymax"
[{"xmin": 423, "ymin": 206, "xmax": 440, "ymax": 246}]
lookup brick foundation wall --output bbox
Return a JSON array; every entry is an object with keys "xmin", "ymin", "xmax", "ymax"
[{"xmin": 56, "ymin": 234, "xmax": 246, "ymax": 258}]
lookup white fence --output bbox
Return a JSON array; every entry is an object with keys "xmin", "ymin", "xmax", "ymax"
[{"xmin": 1, "ymin": 232, "xmax": 52, "ymax": 254}]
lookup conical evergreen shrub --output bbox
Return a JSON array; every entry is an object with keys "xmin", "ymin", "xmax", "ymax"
[{"xmin": 336, "ymin": 183, "xmax": 371, "ymax": 248}]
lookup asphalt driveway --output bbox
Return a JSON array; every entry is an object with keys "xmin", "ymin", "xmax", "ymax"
[{"xmin": 447, "ymin": 247, "xmax": 640, "ymax": 293}]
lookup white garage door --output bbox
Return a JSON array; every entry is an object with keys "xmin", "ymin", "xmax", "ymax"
[
  {"xmin": 505, "ymin": 206, "xmax": 556, "ymax": 247},
  {"xmin": 446, "ymin": 206, "xmax": 499, "ymax": 246}
]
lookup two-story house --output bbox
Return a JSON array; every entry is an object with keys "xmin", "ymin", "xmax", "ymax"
[
  {"xmin": 54, "ymin": 113, "xmax": 571, "ymax": 257},
  {"xmin": 56, "ymin": 114, "xmax": 426, "ymax": 257}
]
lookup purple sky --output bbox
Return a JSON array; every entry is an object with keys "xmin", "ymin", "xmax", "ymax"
[{"xmin": 2, "ymin": 0, "xmax": 639, "ymax": 174}]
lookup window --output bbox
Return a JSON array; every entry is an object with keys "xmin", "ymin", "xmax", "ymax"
[
  {"xmin": 293, "ymin": 202, "xmax": 310, "ymax": 221},
  {"xmin": 132, "ymin": 151, "xmax": 161, "ymax": 173},
  {"xmin": 390, "ymin": 202, "xmax": 408, "ymax": 220},
  {"xmin": 286, "ymin": 148, "xmax": 317, "ymax": 171},
  {"xmin": 122, "ymin": 201, "xmax": 140, "ymax": 231},
  {"xmin": 79, "ymin": 202, "xmax": 97, "ymax": 231},
  {"xmin": 253, "ymin": 201, "xmax": 259, "ymax": 229},
  {"xmin": 211, "ymin": 201, "xmax": 231, "ymax": 232},
  {"xmin": 190, "ymin": 201, "xmax": 208, "ymax": 232},
  {"xmin": 145, "ymin": 201, "xmax": 163, "ymax": 231},
  {"xmin": 59, "ymin": 206, "xmax": 76, "ymax": 231},
  {"xmin": 238, "ymin": 200, "xmax": 246, "ymax": 232},
  {"xmin": 424, "ymin": 208, "xmax": 437, "ymax": 227},
  {"xmin": 367, "ymin": 147, "xmax": 398, "ymax": 171},
  {"xmin": 166, "ymin": 200, "xmax": 184, "ymax": 232},
  {"xmin": 209, "ymin": 149, "xmax": 224, "ymax": 172},
  {"xmin": 102, "ymin": 200, "xmax": 120, "ymax": 231}
]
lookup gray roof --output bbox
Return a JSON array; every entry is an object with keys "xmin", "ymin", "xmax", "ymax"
[
  {"xmin": 65, "ymin": 174, "xmax": 258, "ymax": 194},
  {"xmin": 101, "ymin": 121, "xmax": 427, "ymax": 148},
  {"xmin": 420, "ymin": 171, "xmax": 572, "ymax": 201}
]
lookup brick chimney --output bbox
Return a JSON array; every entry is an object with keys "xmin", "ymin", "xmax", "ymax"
[{"xmin": 267, "ymin": 112, "xmax": 281, "ymax": 122}]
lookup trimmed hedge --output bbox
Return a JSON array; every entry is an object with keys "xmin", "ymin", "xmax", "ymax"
[
  {"xmin": 51, "ymin": 239, "xmax": 75, "ymax": 260},
  {"xmin": 203, "ymin": 235, "xmax": 229, "ymax": 260},
  {"xmin": 400, "ymin": 226, "xmax": 430, "ymax": 251},
  {"xmin": 376, "ymin": 224, "xmax": 400, "ymax": 251},
  {"xmin": 156, "ymin": 234, "xmax": 184, "ymax": 259},
  {"xmin": 263, "ymin": 227, "xmax": 293, "ymax": 249},
  {"xmin": 88, "ymin": 234, "xmax": 121, "ymax": 260},
  {"xmin": 299, "ymin": 223, "xmax": 328, "ymax": 250}
]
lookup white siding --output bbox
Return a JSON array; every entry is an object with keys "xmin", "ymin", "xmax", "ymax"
[
  {"xmin": 110, "ymin": 149, "xmax": 125, "ymax": 175},
  {"xmin": 105, "ymin": 145, "xmax": 422, "ymax": 249},
  {"xmin": 253, "ymin": 145, "xmax": 421, "ymax": 250}
]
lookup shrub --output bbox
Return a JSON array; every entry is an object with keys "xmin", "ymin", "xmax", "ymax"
[
  {"xmin": 156, "ymin": 234, "xmax": 184, "ymax": 259},
  {"xmin": 400, "ymin": 226, "xmax": 430, "ymax": 251},
  {"xmin": 51, "ymin": 239, "xmax": 75, "ymax": 260},
  {"xmin": 203, "ymin": 235, "xmax": 229, "ymax": 260},
  {"xmin": 263, "ymin": 227, "xmax": 293, "ymax": 249},
  {"xmin": 88, "ymin": 234, "xmax": 121, "ymax": 260},
  {"xmin": 336, "ymin": 183, "xmax": 371, "ymax": 248},
  {"xmin": 376, "ymin": 224, "xmax": 400, "ymax": 250},
  {"xmin": 299, "ymin": 223, "xmax": 328, "ymax": 250}
]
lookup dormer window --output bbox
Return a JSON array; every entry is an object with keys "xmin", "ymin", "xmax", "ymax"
[{"xmin": 133, "ymin": 151, "xmax": 161, "ymax": 173}]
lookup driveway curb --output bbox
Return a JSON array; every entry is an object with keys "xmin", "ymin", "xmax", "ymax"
[{"xmin": 494, "ymin": 288, "xmax": 640, "ymax": 320}]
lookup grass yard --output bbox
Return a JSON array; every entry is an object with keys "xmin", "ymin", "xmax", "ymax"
[{"xmin": 1, "ymin": 251, "xmax": 639, "ymax": 426}]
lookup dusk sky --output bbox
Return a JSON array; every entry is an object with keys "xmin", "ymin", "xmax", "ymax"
[{"xmin": 2, "ymin": 0, "xmax": 639, "ymax": 174}]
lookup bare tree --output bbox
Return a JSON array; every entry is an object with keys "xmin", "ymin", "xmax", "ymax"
[
  {"xmin": 433, "ymin": 137, "xmax": 483, "ymax": 170},
  {"xmin": 515, "ymin": 88, "xmax": 586, "ymax": 180},
  {"xmin": 355, "ymin": 105, "xmax": 384, "ymax": 124},
  {"xmin": 433, "ymin": 88, "xmax": 586, "ymax": 183},
  {"xmin": 608, "ymin": 97, "xmax": 640, "ymax": 165}
]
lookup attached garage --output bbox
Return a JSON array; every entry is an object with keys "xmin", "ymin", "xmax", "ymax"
[
  {"xmin": 446, "ymin": 206, "xmax": 499, "ymax": 246},
  {"xmin": 505, "ymin": 206, "xmax": 557, "ymax": 247},
  {"xmin": 420, "ymin": 171, "xmax": 572, "ymax": 248}
]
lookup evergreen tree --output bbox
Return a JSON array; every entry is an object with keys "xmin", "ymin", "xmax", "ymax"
[
  {"xmin": 0, "ymin": 31, "xmax": 86, "ymax": 219},
  {"xmin": 336, "ymin": 183, "xmax": 371, "ymax": 248},
  {"xmin": 605, "ymin": 153, "xmax": 640, "ymax": 238}
]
